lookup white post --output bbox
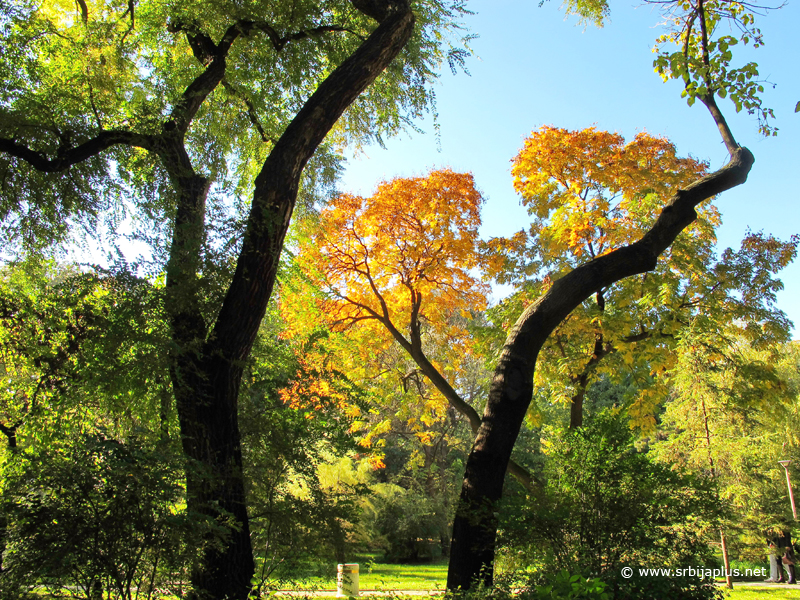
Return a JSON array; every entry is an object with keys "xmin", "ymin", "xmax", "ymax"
[{"xmin": 337, "ymin": 563, "xmax": 359, "ymax": 597}]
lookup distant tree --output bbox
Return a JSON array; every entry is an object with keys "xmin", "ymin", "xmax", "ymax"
[{"xmin": 654, "ymin": 336, "xmax": 800, "ymax": 575}]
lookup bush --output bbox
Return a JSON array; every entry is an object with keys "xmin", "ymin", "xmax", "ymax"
[
  {"xmin": 0, "ymin": 435, "xmax": 208, "ymax": 600},
  {"xmin": 447, "ymin": 571, "xmax": 609, "ymax": 600},
  {"xmin": 606, "ymin": 572, "xmax": 724, "ymax": 600},
  {"xmin": 499, "ymin": 410, "xmax": 720, "ymax": 593}
]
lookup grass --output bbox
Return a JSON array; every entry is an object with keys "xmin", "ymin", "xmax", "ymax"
[
  {"xmin": 282, "ymin": 558, "xmax": 449, "ymax": 591},
  {"xmin": 725, "ymin": 586, "xmax": 800, "ymax": 599},
  {"xmin": 355, "ymin": 562, "xmax": 449, "ymax": 591},
  {"xmin": 285, "ymin": 560, "xmax": 800, "ymax": 596}
]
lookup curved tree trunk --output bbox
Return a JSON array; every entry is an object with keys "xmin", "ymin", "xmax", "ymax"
[
  {"xmin": 164, "ymin": 5, "xmax": 417, "ymax": 599},
  {"xmin": 446, "ymin": 146, "xmax": 754, "ymax": 590}
]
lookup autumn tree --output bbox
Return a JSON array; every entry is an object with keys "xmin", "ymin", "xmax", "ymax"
[
  {"xmin": 285, "ymin": 169, "xmax": 536, "ymax": 488},
  {"xmin": 446, "ymin": 0, "xmax": 781, "ymax": 587},
  {"xmin": 0, "ymin": 0, "xmax": 472, "ymax": 596},
  {"xmin": 486, "ymin": 127, "xmax": 796, "ymax": 430},
  {"xmin": 488, "ymin": 127, "xmax": 709, "ymax": 429}
]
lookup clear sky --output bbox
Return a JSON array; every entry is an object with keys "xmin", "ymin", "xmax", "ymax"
[{"xmin": 338, "ymin": 0, "xmax": 800, "ymax": 333}]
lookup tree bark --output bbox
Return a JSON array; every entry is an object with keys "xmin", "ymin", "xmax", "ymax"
[
  {"xmin": 165, "ymin": 6, "xmax": 416, "ymax": 599},
  {"xmin": 446, "ymin": 146, "xmax": 754, "ymax": 590}
]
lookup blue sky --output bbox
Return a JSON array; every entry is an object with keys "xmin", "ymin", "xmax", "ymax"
[{"xmin": 339, "ymin": 0, "xmax": 800, "ymax": 334}]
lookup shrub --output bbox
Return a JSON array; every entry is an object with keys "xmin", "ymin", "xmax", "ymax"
[
  {"xmin": 0, "ymin": 435, "xmax": 207, "ymax": 600},
  {"xmin": 499, "ymin": 410, "xmax": 720, "ymax": 596}
]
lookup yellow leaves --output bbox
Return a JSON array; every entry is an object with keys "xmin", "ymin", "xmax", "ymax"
[
  {"xmin": 365, "ymin": 454, "xmax": 386, "ymax": 470},
  {"xmin": 278, "ymin": 353, "xmax": 356, "ymax": 416},
  {"xmin": 511, "ymin": 126, "xmax": 708, "ymax": 261},
  {"xmin": 281, "ymin": 167, "xmax": 491, "ymax": 453},
  {"xmin": 629, "ymin": 387, "xmax": 662, "ymax": 432}
]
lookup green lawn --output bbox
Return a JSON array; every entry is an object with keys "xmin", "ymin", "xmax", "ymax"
[
  {"xmin": 356, "ymin": 562, "xmax": 448, "ymax": 591},
  {"xmin": 282, "ymin": 559, "xmax": 449, "ymax": 591},
  {"xmin": 725, "ymin": 587, "xmax": 800, "ymax": 599},
  {"xmin": 283, "ymin": 562, "xmax": 800, "ymax": 596}
]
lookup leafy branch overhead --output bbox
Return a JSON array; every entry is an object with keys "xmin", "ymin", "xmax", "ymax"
[
  {"xmin": 0, "ymin": 0, "xmax": 471, "ymax": 252},
  {"xmin": 650, "ymin": 0, "xmax": 780, "ymax": 137}
]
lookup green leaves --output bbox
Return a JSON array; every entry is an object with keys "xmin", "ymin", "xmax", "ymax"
[
  {"xmin": 0, "ymin": 260, "xmax": 172, "ymax": 446},
  {"xmin": 0, "ymin": 0, "xmax": 474, "ymax": 256},
  {"xmin": 651, "ymin": 0, "xmax": 778, "ymax": 136}
]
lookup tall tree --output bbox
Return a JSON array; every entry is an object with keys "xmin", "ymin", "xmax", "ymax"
[
  {"xmin": 486, "ymin": 127, "xmax": 796, "ymax": 429},
  {"xmin": 446, "ymin": 0, "xmax": 779, "ymax": 587},
  {"xmin": 0, "ymin": 0, "xmax": 470, "ymax": 597},
  {"xmin": 654, "ymin": 334, "xmax": 799, "ymax": 585},
  {"xmin": 285, "ymin": 169, "xmax": 536, "ymax": 488}
]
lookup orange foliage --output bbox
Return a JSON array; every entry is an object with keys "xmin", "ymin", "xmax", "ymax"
[
  {"xmin": 289, "ymin": 168, "xmax": 489, "ymax": 350},
  {"xmin": 278, "ymin": 353, "xmax": 358, "ymax": 417},
  {"xmin": 510, "ymin": 126, "xmax": 711, "ymax": 262}
]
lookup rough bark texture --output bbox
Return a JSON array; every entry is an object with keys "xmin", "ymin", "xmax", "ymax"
[{"xmin": 446, "ymin": 146, "xmax": 755, "ymax": 590}]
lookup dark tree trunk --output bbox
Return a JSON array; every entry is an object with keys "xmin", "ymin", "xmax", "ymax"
[
  {"xmin": 171, "ymin": 352, "xmax": 254, "ymax": 600},
  {"xmin": 569, "ymin": 389, "xmax": 585, "ymax": 429},
  {"xmin": 0, "ymin": 422, "xmax": 16, "ymax": 449},
  {"xmin": 446, "ymin": 147, "xmax": 754, "ymax": 590},
  {"xmin": 165, "ymin": 6, "xmax": 417, "ymax": 599},
  {"xmin": 0, "ymin": 4, "xmax": 417, "ymax": 599}
]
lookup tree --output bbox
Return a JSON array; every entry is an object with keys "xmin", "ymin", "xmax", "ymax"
[
  {"xmin": 1, "ymin": 435, "xmax": 193, "ymax": 600},
  {"xmin": 0, "ymin": 1, "xmax": 470, "ymax": 597},
  {"xmin": 446, "ymin": 0, "xmax": 778, "ymax": 586},
  {"xmin": 286, "ymin": 168, "xmax": 536, "ymax": 488},
  {"xmin": 485, "ymin": 127, "xmax": 796, "ymax": 430},
  {"xmin": 0, "ymin": 261, "xmax": 172, "ymax": 449},
  {"xmin": 487, "ymin": 127, "xmax": 710, "ymax": 429},
  {"xmin": 653, "ymin": 335, "xmax": 800, "ymax": 575}
]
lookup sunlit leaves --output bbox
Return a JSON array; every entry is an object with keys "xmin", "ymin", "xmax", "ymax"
[
  {"xmin": 487, "ymin": 126, "xmax": 794, "ymax": 429},
  {"xmin": 507, "ymin": 126, "xmax": 709, "ymax": 273},
  {"xmin": 650, "ymin": 0, "xmax": 778, "ymax": 135},
  {"xmin": 0, "ymin": 0, "xmax": 474, "ymax": 254},
  {"xmin": 281, "ymin": 168, "xmax": 490, "ymax": 448},
  {"xmin": 292, "ymin": 168, "xmax": 488, "ymax": 341},
  {"xmin": 0, "ymin": 260, "xmax": 172, "ymax": 445}
]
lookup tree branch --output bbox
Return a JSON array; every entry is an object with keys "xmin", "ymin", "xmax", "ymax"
[
  {"xmin": 165, "ymin": 21, "xmax": 246, "ymax": 134},
  {"xmin": 0, "ymin": 130, "xmax": 154, "ymax": 172}
]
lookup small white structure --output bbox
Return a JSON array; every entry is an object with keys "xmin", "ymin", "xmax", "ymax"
[{"xmin": 336, "ymin": 563, "xmax": 359, "ymax": 597}]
